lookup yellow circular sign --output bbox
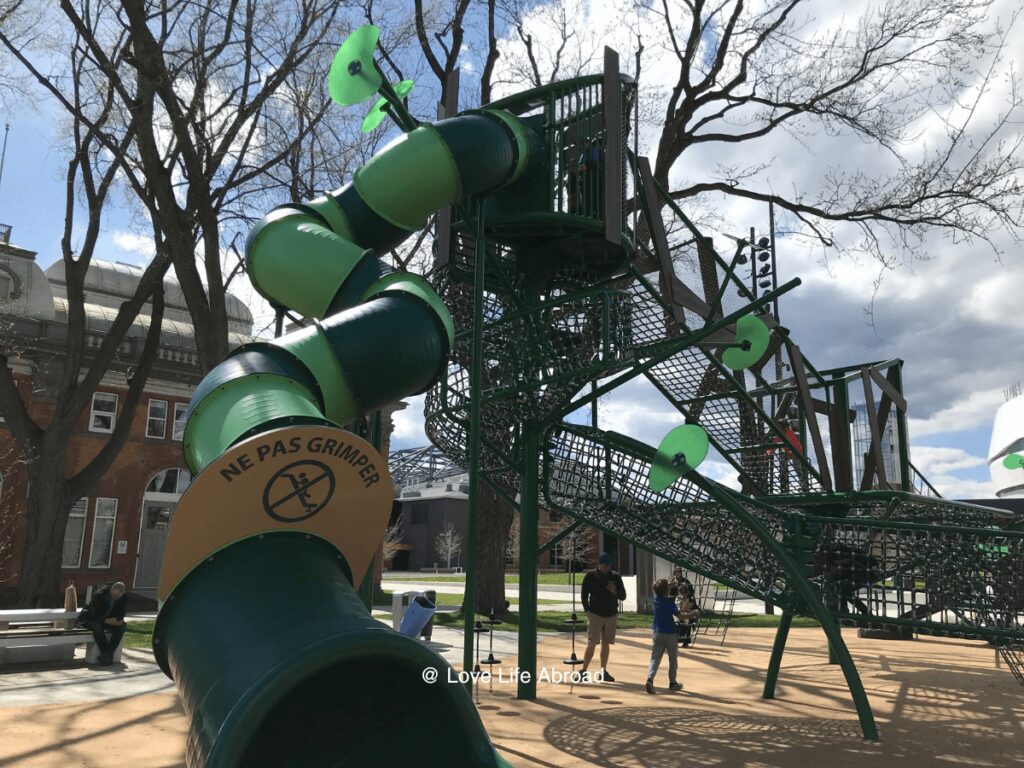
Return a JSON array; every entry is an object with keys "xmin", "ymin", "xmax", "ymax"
[{"xmin": 158, "ymin": 426, "xmax": 392, "ymax": 602}]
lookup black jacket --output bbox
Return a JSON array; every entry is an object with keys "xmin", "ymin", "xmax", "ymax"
[
  {"xmin": 581, "ymin": 569, "xmax": 627, "ymax": 617},
  {"xmin": 78, "ymin": 585, "xmax": 127, "ymax": 624}
]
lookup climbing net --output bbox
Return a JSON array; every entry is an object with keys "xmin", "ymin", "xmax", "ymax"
[
  {"xmin": 544, "ymin": 423, "xmax": 792, "ymax": 604},
  {"xmin": 805, "ymin": 516, "xmax": 1024, "ymax": 644}
]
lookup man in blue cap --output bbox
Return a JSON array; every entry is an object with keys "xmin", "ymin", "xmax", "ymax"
[{"xmin": 579, "ymin": 551, "xmax": 627, "ymax": 682}]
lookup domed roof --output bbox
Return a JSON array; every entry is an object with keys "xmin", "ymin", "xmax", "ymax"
[
  {"xmin": 990, "ymin": 393, "xmax": 1024, "ymax": 498},
  {"xmin": 44, "ymin": 259, "xmax": 254, "ymax": 330},
  {"xmin": 51, "ymin": 297, "xmax": 251, "ymax": 352}
]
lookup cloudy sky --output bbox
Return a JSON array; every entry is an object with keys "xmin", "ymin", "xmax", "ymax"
[{"xmin": 1, "ymin": 0, "xmax": 1021, "ymax": 499}]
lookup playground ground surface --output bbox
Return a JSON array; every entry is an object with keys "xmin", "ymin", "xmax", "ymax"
[{"xmin": 0, "ymin": 627, "xmax": 1021, "ymax": 767}]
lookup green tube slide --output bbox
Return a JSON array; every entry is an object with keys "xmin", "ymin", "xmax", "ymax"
[
  {"xmin": 163, "ymin": 109, "xmax": 534, "ymax": 767},
  {"xmin": 182, "ymin": 112, "xmax": 533, "ymax": 472},
  {"xmin": 153, "ymin": 533, "xmax": 510, "ymax": 768}
]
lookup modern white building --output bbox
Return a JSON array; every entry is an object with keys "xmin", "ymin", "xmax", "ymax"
[{"xmin": 989, "ymin": 391, "xmax": 1024, "ymax": 498}]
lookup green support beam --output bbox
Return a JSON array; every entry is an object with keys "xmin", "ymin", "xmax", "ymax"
[
  {"xmin": 763, "ymin": 610, "xmax": 793, "ymax": 699},
  {"xmin": 463, "ymin": 202, "xmax": 486, "ymax": 684},
  {"xmin": 691, "ymin": 478, "xmax": 878, "ymax": 741},
  {"xmin": 517, "ymin": 420, "xmax": 540, "ymax": 700}
]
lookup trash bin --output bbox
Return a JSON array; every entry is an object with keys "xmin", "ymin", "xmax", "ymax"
[
  {"xmin": 398, "ymin": 594, "xmax": 436, "ymax": 638},
  {"xmin": 421, "ymin": 590, "xmax": 436, "ymax": 641}
]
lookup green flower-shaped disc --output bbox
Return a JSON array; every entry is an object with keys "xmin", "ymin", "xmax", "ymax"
[
  {"xmin": 648, "ymin": 424, "xmax": 710, "ymax": 493},
  {"xmin": 361, "ymin": 79, "xmax": 415, "ymax": 132},
  {"xmin": 722, "ymin": 314, "xmax": 771, "ymax": 371},
  {"xmin": 329, "ymin": 25, "xmax": 383, "ymax": 106}
]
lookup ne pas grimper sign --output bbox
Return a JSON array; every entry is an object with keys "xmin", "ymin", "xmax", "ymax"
[
  {"xmin": 219, "ymin": 433, "xmax": 382, "ymax": 490},
  {"xmin": 157, "ymin": 425, "xmax": 392, "ymax": 602}
]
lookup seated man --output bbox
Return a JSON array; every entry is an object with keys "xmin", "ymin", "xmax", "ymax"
[{"xmin": 77, "ymin": 581, "xmax": 128, "ymax": 664}]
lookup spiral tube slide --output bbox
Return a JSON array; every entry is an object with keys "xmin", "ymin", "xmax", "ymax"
[
  {"xmin": 156, "ymin": 110, "xmax": 534, "ymax": 768},
  {"xmin": 182, "ymin": 110, "xmax": 535, "ymax": 472},
  {"xmin": 156, "ymin": 534, "xmax": 513, "ymax": 768}
]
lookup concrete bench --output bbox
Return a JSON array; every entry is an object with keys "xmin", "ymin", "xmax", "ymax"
[{"xmin": 0, "ymin": 609, "xmax": 123, "ymax": 666}]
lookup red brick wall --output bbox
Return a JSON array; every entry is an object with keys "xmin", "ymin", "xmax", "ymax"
[{"xmin": 0, "ymin": 374, "xmax": 192, "ymax": 604}]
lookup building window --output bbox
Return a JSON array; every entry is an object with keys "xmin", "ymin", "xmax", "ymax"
[
  {"xmin": 410, "ymin": 502, "xmax": 428, "ymax": 525},
  {"xmin": 61, "ymin": 498, "xmax": 88, "ymax": 568},
  {"xmin": 89, "ymin": 392, "xmax": 118, "ymax": 433},
  {"xmin": 88, "ymin": 498, "xmax": 118, "ymax": 568},
  {"xmin": 172, "ymin": 402, "xmax": 188, "ymax": 441},
  {"xmin": 0, "ymin": 272, "xmax": 11, "ymax": 303},
  {"xmin": 146, "ymin": 467, "xmax": 192, "ymax": 495},
  {"xmin": 146, "ymin": 399, "xmax": 168, "ymax": 438}
]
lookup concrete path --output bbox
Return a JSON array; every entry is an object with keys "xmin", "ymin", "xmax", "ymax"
[
  {"xmin": 0, "ymin": 648, "xmax": 172, "ymax": 707},
  {"xmin": 2, "ymin": 628, "xmax": 1020, "ymax": 768}
]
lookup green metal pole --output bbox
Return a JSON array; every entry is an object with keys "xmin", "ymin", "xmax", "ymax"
[
  {"xmin": 517, "ymin": 419, "xmax": 540, "ymax": 700},
  {"xmin": 763, "ymin": 610, "xmax": 793, "ymax": 699},
  {"xmin": 463, "ymin": 202, "xmax": 486, "ymax": 683},
  {"xmin": 359, "ymin": 410, "xmax": 385, "ymax": 611},
  {"xmin": 693, "ymin": 478, "xmax": 879, "ymax": 741}
]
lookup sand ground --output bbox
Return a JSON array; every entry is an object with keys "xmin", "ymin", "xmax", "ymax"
[{"xmin": 1, "ymin": 627, "xmax": 1022, "ymax": 767}]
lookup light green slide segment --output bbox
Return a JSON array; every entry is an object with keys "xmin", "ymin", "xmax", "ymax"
[
  {"xmin": 185, "ymin": 109, "xmax": 534, "ymax": 472},
  {"xmin": 268, "ymin": 323, "xmax": 360, "ymax": 426},
  {"xmin": 304, "ymin": 194, "xmax": 357, "ymax": 243},
  {"xmin": 183, "ymin": 374, "xmax": 324, "ymax": 471},
  {"xmin": 246, "ymin": 212, "xmax": 369, "ymax": 320},
  {"xmin": 353, "ymin": 125, "xmax": 461, "ymax": 230}
]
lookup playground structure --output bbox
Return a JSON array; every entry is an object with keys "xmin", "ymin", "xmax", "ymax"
[{"xmin": 152, "ymin": 25, "xmax": 1024, "ymax": 767}]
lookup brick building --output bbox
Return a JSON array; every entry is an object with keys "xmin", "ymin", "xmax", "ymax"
[{"xmin": 0, "ymin": 229, "xmax": 252, "ymax": 603}]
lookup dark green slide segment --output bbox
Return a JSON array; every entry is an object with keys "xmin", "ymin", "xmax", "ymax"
[
  {"xmin": 182, "ymin": 287, "xmax": 451, "ymax": 471},
  {"xmin": 182, "ymin": 110, "xmax": 533, "ymax": 472},
  {"xmin": 153, "ymin": 533, "xmax": 507, "ymax": 768}
]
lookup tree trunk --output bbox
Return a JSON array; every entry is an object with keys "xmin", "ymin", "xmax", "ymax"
[
  {"xmin": 16, "ymin": 468, "xmax": 73, "ymax": 608},
  {"xmin": 473, "ymin": 482, "xmax": 514, "ymax": 618}
]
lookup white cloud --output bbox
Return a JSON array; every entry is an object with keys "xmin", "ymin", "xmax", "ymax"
[
  {"xmin": 910, "ymin": 445, "xmax": 987, "ymax": 475},
  {"xmin": 702, "ymin": 458, "xmax": 741, "ymax": 490},
  {"xmin": 111, "ymin": 230, "xmax": 156, "ymax": 258},
  {"xmin": 908, "ymin": 388, "xmax": 1007, "ymax": 438},
  {"xmin": 391, "ymin": 394, "xmax": 427, "ymax": 449},
  {"xmin": 926, "ymin": 474, "xmax": 997, "ymax": 500}
]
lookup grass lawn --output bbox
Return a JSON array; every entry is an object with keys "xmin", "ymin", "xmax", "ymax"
[
  {"xmin": 434, "ymin": 611, "xmax": 819, "ymax": 633},
  {"xmin": 376, "ymin": 588, "xmax": 564, "ymax": 607},
  {"xmin": 124, "ymin": 619, "xmax": 157, "ymax": 649},
  {"xmin": 384, "ymin": 573, "xmax": 590, "ymax": 586}
]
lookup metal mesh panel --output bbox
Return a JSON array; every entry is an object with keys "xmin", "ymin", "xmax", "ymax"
[
  {"xmin": 689, "ymin": 573, "xmax": 737, "ymax": 646},
  {"xmin": 805, "ymin": 516, "xmax": 1024, "ymax": 646},
  {"xmin": 544, "ymin": 424, "xmax": 791, "ymax": 603}
]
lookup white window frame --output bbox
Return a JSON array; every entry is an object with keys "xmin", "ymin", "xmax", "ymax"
[
  {"xmin": 172, "ymin": 402, "xmax": 188, "ymax": 441},
  {"xmin": 89, "ymin": 392, "xmax": 118, "ymax": 434},
  {"xmin": 61, "ymin": 497, "xmax": 88, "ymax": 569},
  {"xmin": 549, "ymin": 548, "xmax": 565, "ymax": 568},
  {"xmin": 147, "ymin": 399, "xmax": 168, "ymax": 439},
  {"xmin": 88, "ymin": 497, "xmax": 118, "ymax": 569}
]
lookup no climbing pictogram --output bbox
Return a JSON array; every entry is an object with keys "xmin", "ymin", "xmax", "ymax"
[{"xmin": 263, "ymin": 459, "xmax": 336, "ymax": 522}]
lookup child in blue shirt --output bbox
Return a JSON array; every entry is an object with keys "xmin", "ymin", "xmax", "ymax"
[{"xmin": 647, "ymin": 578, "xmax": 684, "ymax": 693}]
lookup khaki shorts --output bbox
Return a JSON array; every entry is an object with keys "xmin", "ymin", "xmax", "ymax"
[{"xmin": 586, "ymin": 613, "xmax": 618, "ymax": 644}]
